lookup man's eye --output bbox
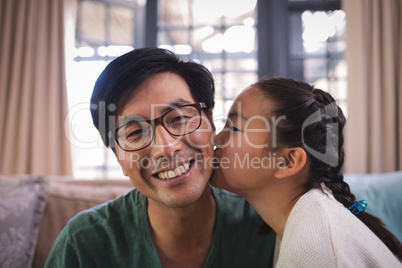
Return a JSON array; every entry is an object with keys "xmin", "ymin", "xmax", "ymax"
[
  {"xmin": 127, "ymin": 129, "xmax": 144, "ymax": 138},
  {"xmin": 171, "ymin": 115, "xmax": 190, "ymax": 123}
]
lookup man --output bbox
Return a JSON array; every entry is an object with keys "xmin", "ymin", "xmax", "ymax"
[{"xmin": 45, "ymin": 48, "xmax": 275, "ymax": 267}]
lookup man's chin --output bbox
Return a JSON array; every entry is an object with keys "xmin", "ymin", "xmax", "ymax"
[{"xmin": 160, "ymin": 183, "xmax": 211, "ymax": 208}]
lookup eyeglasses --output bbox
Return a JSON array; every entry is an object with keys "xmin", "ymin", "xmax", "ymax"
[{"xmin": 109, "ymin": 102, "xmax": 207, "ymax": 152}]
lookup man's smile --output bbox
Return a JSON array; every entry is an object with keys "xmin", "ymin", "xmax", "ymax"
[{"xmin": 156, "ymin": 161, "xmax": 191, "ymax": 180}]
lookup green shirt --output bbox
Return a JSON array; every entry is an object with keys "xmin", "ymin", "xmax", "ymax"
[{"xmin": 45, "ymin": 187, "xmax": 276, "ymax": 267}]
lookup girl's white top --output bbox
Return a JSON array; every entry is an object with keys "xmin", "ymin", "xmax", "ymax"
[{"xmin": 274, "ymin": 183, "xmax": 401, "ymax": 267}]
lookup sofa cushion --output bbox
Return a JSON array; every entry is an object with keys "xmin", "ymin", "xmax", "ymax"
[
  {"xmin": 32, "ymin": 177, "xmax": 133, "ymax": 268},
  {"xmin": 344, "ymin": 171, "xmax": 402, "ymax": 242},
  {"xmin": 0, "ymin": 175, "xmax": 49, "ymax": 268}
]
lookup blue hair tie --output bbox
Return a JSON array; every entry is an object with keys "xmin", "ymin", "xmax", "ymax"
[{"xmin": 348, "ymin": 200, "xmax": 367, "ymax": 215}]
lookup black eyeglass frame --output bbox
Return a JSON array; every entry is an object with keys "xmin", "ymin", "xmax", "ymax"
[{"xmin": 109, "ymin": 102, "xmax": 208, "ymax": 152}]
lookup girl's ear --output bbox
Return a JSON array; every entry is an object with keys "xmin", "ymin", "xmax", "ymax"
[{"xmin": 275, "ymin": 147, "xmax": 307, "ymax": 179}]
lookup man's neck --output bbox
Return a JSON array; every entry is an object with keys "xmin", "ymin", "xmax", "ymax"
[{"xmin": 147, "ymin": 185, "xmax": 216, "ymax": 268}]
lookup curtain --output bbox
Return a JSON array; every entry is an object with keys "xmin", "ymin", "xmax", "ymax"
[
  {"xmin": 343, "ymin": 0, "xmax": 402, "ymax": 173},
  {"xmin": 0, "ymin": 0, "xmax": 73, "ymax": 175}
]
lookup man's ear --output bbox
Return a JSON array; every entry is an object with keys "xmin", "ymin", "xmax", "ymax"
[
  {"xmin": 116, "ymin": 158, "xmax": 129, "ymax": 177},
  {"xmin": 122, "ymin": 167, "xmax": 129, "ymax": 177},
  {"xmin": 275, "ymin": 147, "xmax": 307, "ymax": 179},
  {"xmin": 115, "ymin": 147, "xmax": 129, "ymax": 177}
]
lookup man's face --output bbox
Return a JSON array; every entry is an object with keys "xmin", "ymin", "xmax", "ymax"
[{"xmin": 115, "ymin": 72, "xmax": 215, "ymax": 208}]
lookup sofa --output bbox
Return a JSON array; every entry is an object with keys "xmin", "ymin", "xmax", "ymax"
[
  {"xmin": 0, "ymin": 171, "xmax": 401, "ymax": 268},
  {"xmin": 0, "ymin": 175, "xmax": 133, "ymax": 268},
  {"xmin": 344, "ymin": 171, "xmax": 402, "ymax": 243}
]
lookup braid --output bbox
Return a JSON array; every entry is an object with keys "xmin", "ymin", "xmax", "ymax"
[
  {"xmin": 255, "ymin": 78, "xmax": 402, "ymax": 258},
  {"xmin": 307, "ymin": 89, "xmax": 353, "ymax": 205},
  {"xmin": 310, "ymin": 89, "xmax": 402, "ymax": 259}
]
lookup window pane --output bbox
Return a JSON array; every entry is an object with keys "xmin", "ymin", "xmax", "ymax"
[
  {"xmin": 302, "ymin": 10, "xmax": 345, "ymax": 53},
  {"xmin": 226, "ymin": 58, "xmax": 257, "ymax": 72},
  {"xmin": 192, "ymin": 0, "xmax": 222, "ymax": 26},
  {"xmin": 289, "ymin": 59, "xmax": 304, "ymax": 80},
  {"xmin": 222, "ymin": 0, "xmax": 257, "ymax": 25},
  {"xmin": 192, "ymin": 28, "xmax": 221, "ymax": 53},
  {"xmin": 158, "ymin": 30, "xmax": 190, "ymax": 47},
  {"xmin": 70, "ymin": 0, "xmax": 142, "ymax": 179},
  {"xmin": 191, "ymin": 0, "xmax": 257, "ymax": 26},
  {"xmin": 67, "ymin": 60, "xmax": 124, "ymax": 178},
  {"xmin": 202, "ymin": 59, "xmax": 224, "ymax": 73},
  {"xmin": 288, "ymin": 7, "xmax": 346, "ymax": 116},
  {"xmin": 303, "ymin": 58, "xmax": 327, "ymax": 83},
  {"xmin": 157, "ymin": 0, "xmax": 258, "ymax": 118},
  {"xmin": 224, "ymin": 72, "xmax": 258, "ymax": 99},
  {"xmin": 158, "ymin": 0, "xmax": 190, "ymax": 27},
  {"xmin": 80, "ymin": 1, "xmax": 106, "ymax": 45},
  {"xmin": 110, "ymin": 6, "xmax": 135, "ymax": 45}
]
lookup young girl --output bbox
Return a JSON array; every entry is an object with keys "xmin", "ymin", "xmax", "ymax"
[{"xmin": 211, "ymin": 77, "xmax": 402, "ymax": 267}]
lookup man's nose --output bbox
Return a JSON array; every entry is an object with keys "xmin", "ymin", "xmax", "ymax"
[{"xmin": 150, "ymin": 124, "xmax": 183, "ymax": 159}]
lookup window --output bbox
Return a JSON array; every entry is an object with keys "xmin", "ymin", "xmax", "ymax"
[
  {"xmin": 289, "ymin": 6, "xmax": 347, "ymax": 114},
  {"xmin": 258, "ymin": 0, "xmax": 346, "ymax": 112},
  {"xmin": 157, "ymin": 0, "xmax": 259, "ymax": 128},
  {"xmin": 68, "ymin": 0, "xmax": 344, "ymax": 179},
  {"xmin": 68, "ymin": 0, "xmax": 142, "ymax": 178}
]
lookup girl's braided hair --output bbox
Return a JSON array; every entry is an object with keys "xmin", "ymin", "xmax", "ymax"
[{"xmin": 256, "ymin": 77, "xmax": 402, "ymax": 259}]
